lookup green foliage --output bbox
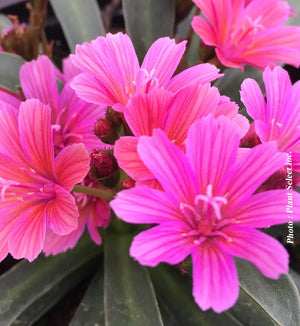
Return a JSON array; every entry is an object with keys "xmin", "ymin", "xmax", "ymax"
[
  {"xmin": 50, "ymin": 0, "xmax": 105, "ymax": 53},
  {"xmin": 0, "ymin": 14, "xmax": 11, "ymax": 30},
  {"xmin": 122, "ymin": 0, "xmax": 175, "ymax": 61},
  {"xmin": 287, "ymin": 0, "xmax": 300, "ymax": 26},
  {"xmin": 0, "ymin": 233, "xmax": 101, "ymax": 326},
  {"xmin": 0, "ymin": 53, "xmax": 25, "ymax": 92},
  {"xmin": 1, "ymin": 233, "xmax": 299, "ymax": 325},
  {"xmin": 103, "ymin": 233, "xmax": 164, "ymax": 326}
]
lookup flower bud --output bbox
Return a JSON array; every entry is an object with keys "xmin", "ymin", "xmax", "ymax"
[{"xmin": 90, "ymin": 149, "xmax": 115, "ymax": 178}]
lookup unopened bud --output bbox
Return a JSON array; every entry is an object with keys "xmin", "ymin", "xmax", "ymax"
[
  {"xmin": 94, "ymin": 117, "xmax": 119, "ymax": 145},
  {"xmin": 90, "ymin": 149, "xmax": 115, "ymax": 178},
  {"xmin": 105, "ymin": 107, "xmax": 123, "ymax": 128},
  {"xmin": 94, "ymin": 118, "xmax": 110, "ymax": 137}
]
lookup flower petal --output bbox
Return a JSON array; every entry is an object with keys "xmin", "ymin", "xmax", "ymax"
[
  {"xmin": 0, "ymin": 152, "xmax": 35, "ymax": 183},
  {"xmin": 9, "ymin": 203, "xmax": 47, "ymax": 261},
  {"xmin": 141, "ymin": 38, "xmax": 186, "ymax": 87},
  {"xmin": 46, "ymin": 185, "xmax": 79, "ymax": 235},
  {"xmin": 130, "ymin": 222, "xmax": 196, "ymax": 266},
  {"xmin": 71, "ymin": 72, "xmax": 117, "ymax": 107},
  {"xmin": 0, "ymin": 90, "xmax": 21, "ymax": 109},
  {"xmin": 86, "ymin": 198, "xmax": 111, "ymax": 244},
  {"xmin": 43, "ymin": 211, "xmax": 86, "ymax": 256},
  {"xmin": 225, "ymin": 190, "xmax": 300, "ymax": 227},
  {"xmin": 185, "ymin": 115, "xmax": 240, "ymax": 194},
  {"xmin": 18, "ymin": 99, "xmax": 55, "ymax": 177},
  {"xmin": 71, "ymin": 33, "xmax": 139, "ymax": 107},
  {"xmin": 125, "ymin": 88, "xmax": 172, "ymax": 136},
  {"xmin": 246, "ymin": 0, "xmax": 290, "ymax": 28},
  {"xmin": 191, "ymin": 16, "xmax": 218, "ymax": 46},
  {"xmin": 240, "ymin": 78, "xmax": 266, "ymax": 121},
  {"xmin": 137, "ymin": 129, "xmax": 198, "ymax": 205},
  {"xmin": 20, "ymin": 55, "xmax": 61, "ymax": 118},
  {"xmin": 166, "ymin": 63, "xmax": 221, "ymax": 93},
  {"xmin": 62, "ymin": 55, "xmax": 82, "ymax": 81},
  {"xmin": 0, "ymin": 201, "xmax": 33, "ymax": 262},
  {"xmin": 55, "ymin": 143, "xmax": 90, "ymax": 191},
  {"xmin": 114, "ymin": 136, "xmax": 154, "ymax": 181},
  {"xmin": 192, "ymin": 242, "xmax": 239, "ymax": 313},
  {"xmin": 219, "ymin": 142, "xmax": 286, "ymax": 208},
  {"xmin": 263, "ymin": 66, "xmax": 292, "ymax": 124},
  {"xmin": 165, "ymin": 84, "xmax": 220, "ymax": 146},
  {"xmin": 0, "ymin": 106, "xmax": 28, "ymax": 166},
  {"xmin": 218, "ymin": 226, "xmax": 289, "ymax": 279},
  {"xmin": 110, "ymin": 185, "xmax": 182, "ymax": 224}
]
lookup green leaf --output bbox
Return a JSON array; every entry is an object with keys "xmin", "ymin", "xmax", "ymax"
[
  {"xmin": 150, "ymin": 264, "xmax": 242, "ymax": 326},
  {"xmin": 104, "ymin": 233, "xmax": 164, "ymax": 326},
  {"xmin": 14, "ymin": 258, "xmax": 97, "ymax": 326},
  {"xmin": 50, "ymin": 0, "xmax": 105, "ymax": 52},
  {"xmin": 0, "ymin": 233, "xmax": 101, "ymax": 326},
  {"xmin": 122, "ymin": 0, "xmax": 175, "ymax": 61},
  {"xmin": 0, "ymin": 52, "xmax": 25, "ymax": 92},
  {"xmin": 289, "ymin": 269, "xmax": 300, "ymax": 293},
  {"xmin": 70, "ymin": 263, "xmax": 105, "ymax": 326},
  {"xmin": 228, "ymin": 258, "xmax": 300, "ymax": 326},
  {"xmin": 0, "ymin": 14, "xmax": 11, "ymax": 30},
  {"xmin": 287, "ymin": 0, "xmax": 300, "ymax": 26}
]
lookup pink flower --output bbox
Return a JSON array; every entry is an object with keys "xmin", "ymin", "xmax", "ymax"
[
  {"xmin": 70, "ymin": 32, "xmax": 222, "ymax": 112},
  {"xmin": 114, "ymin": 84, "xmax": 249, "ymax": 183},
  {"xmin": 192, "ymin": 0, "xmax": 300, "ymax": 69},
  {"xmin": 18, "ymin": 55, "xmax": 105, "ymax": 152},
  {"xmin": 111, "ymin": 115, "xmax": 300, "ymax": 312},
  {"xmin": 0, "ymin": 99, "xmax": 90, "ymax": 262},
  {"xmin": 16, "ymin": 56, "xmax": 112, "ymax": 252},
  {"xmin": 241, "ymin": 65, "xmax": 300, "ymax": 173}
]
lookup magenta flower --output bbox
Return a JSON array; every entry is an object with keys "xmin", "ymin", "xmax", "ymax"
[
  {"xmin": 70, "ymin": 32, "xmax": 222, "ymax": 112},
  {"xmin": 18, "ymin": 55, "xmax": 105, "ymax": 152},
  {"xmin": 114, "ymin": 84, "xmax": 249, "ymax": 183},
  {"xmin": 0, "ymin": 99, "xmax": 90, "ymax": 262},
  {"xmin": 192, "ymin": 0, "xmax": 300, "ymax": 69},
  {"xmin": 111, "ymin": 115, "xmax": 300, "ymax": 312},
  {"xmin": 241, "ymin": 65, "xmax": 300, "ymax": 173}
]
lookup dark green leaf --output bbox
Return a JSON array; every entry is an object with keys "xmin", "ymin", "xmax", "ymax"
[
  {"xmin": 289, "ymin": 269, "xmax": 300, "ymax": 294},
  {"xmin": 122, "ymin": 0, "xmax": 175, "ymax": 61},
  {"xmin": 228, "ymin": 258, "xmax": 300, "ymax": 326},
  {"xmin": 150, "ymin": 264, "xmax": 242, "ymax": 326},
  {"xmin": 50, "ymin": 0, "xmax": 105, "ymax": 52},
  {"xmin": 175, "ymin": 7, "xmax": 195, "ymax": 40},
  {"xmin": 0, "ymin": 233, "xmax": 101, "ymax": 326},
  {"xmin": 0, "ymin": 53, "xmax": 25, "ymax": 92},
  {"xmin": 70, "ymin": 263, "xmax": 105, "ymax": 326},
  {"xmin": 104, "ymin": 233, "xmax": 164, "ymax": 326},
  {"xmin": 14, "ymin": 258, "xmax": 98, "ymax": 326}
]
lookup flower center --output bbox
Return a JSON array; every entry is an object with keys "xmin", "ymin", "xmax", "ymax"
[
  {"xmin": 51, "ymin": 108, "xmax": 82, "ymax": 154},
  {"xmin": 135, "ymin": 68, "xmax": 159, "ymax": 94},
  {"xmin": 180, "ymin": 185, "xmax": 233, "ymax": 244}
]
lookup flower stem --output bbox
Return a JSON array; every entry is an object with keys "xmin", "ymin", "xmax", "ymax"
[{"xmin": 72, "ymin": 185, "xmax": 116, "ymax": 201}]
